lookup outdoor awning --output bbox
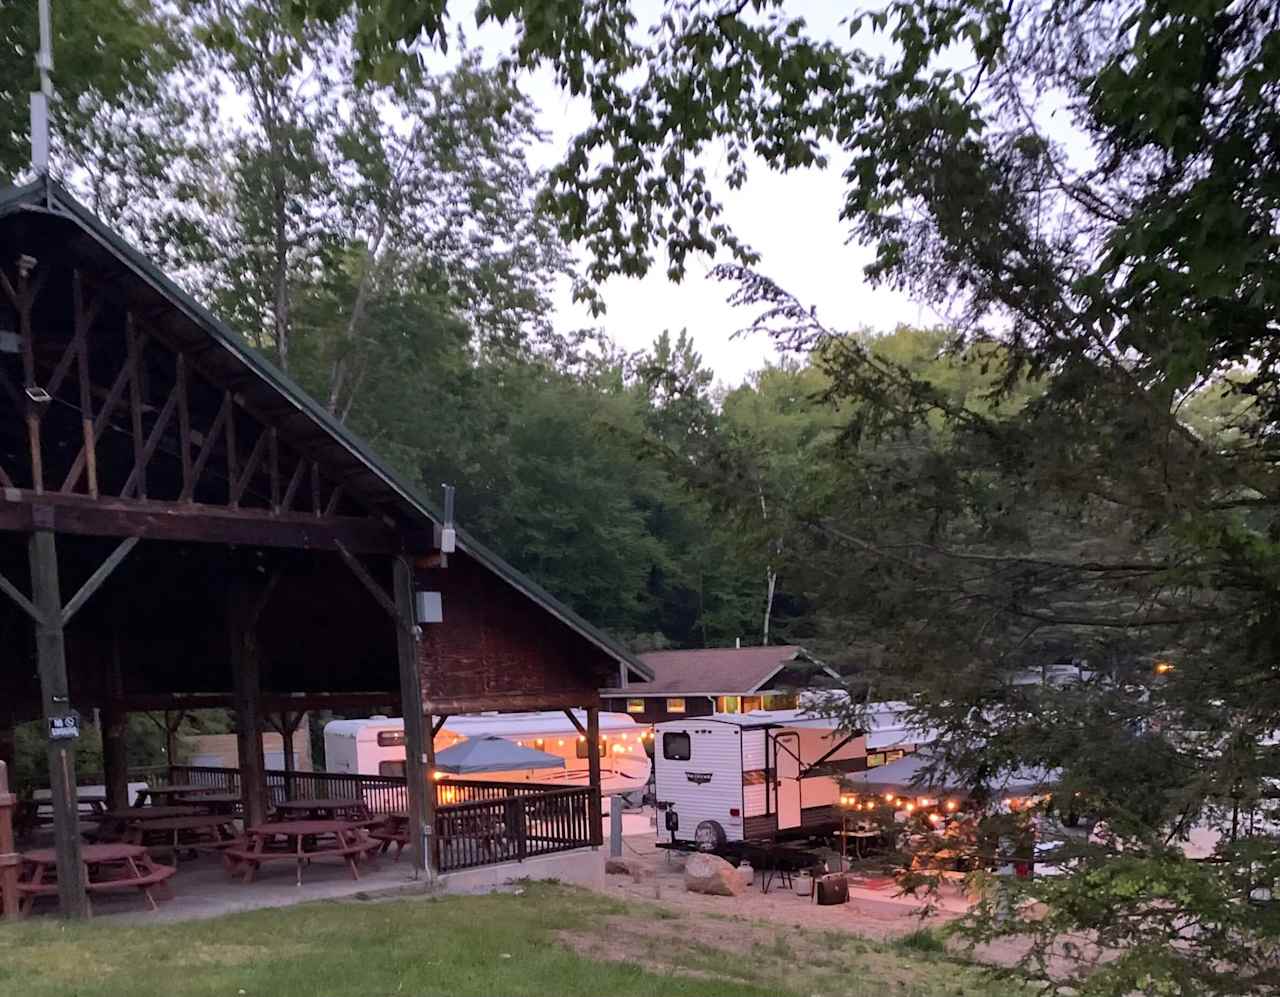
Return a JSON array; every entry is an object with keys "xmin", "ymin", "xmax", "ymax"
[
  {"xmin": 433, "ymin": 735, "xmax": 566, "ymax": 775},
  {"xmin": 845, "ymin": 752, "xmax": 1057, "ymax": 797}
]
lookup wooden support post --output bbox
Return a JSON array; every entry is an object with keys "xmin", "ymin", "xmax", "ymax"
[
  {"xmin": 100, "ymin": 702, "xmax": 130, "ymax": 812},
  {"xmin": 29, "ymin": 528, "xmax": 89, "ymax": 918},
  {"xmin": 229, "ymin": 579, "xmax": 268, "ymax": 827},
  {"xmin": 102, "ymin": 629, "xmax": 129, "ymax": 810},
  {"xmin": 0, "ymin": 760, "xmax": 17, "ymax": 921},
  {"xmin": 0, "ymin": 722, "xmax": 15, "ymax": 781},
  {"xmin": 587, "ymin": 706, "xmax": 603, "ymax": 848},
  {"xmin": 393, "ymin": 556, "xmax": 432, "ymax": 878}
]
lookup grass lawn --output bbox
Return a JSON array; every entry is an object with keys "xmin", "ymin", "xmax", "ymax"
[{"xmin": 0, "ymin": 883, "xmax": 1025, "ymax": 996}]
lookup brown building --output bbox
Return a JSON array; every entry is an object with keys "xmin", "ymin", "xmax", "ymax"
[
  {"xmin": 601, "ymin": 645, "xmax": 840, "ymax": 725},
  {"xmin": 0, "ymin": 176, "xmax": 651, "ymax": 915}
]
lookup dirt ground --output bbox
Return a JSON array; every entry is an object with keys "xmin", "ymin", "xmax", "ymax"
[
  {"xmin": 600, "ymin": 831, "xmax": 964, "ymax": 941},
  {"xmin": 589, "ymin": 829, "xmax": 1097, "ymax": 984}
]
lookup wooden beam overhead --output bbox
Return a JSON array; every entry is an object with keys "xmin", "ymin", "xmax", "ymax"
[
  {"xmin": 109, "ymin": 691, "xmax": 401, "ymax": 712},
  {"xmin": 333, "ymin": 541, "xmax": 412, "ymax": 632},
  {"xmin": 0, "ymin": 568, "xmax": 41, "ymax": 624},
  {"xmin": 60, "ymin": 536, "xmax": 139, "ymax": 626},
  {"xmin": 423, "ymin": 692, "xmax": 603, "ymax": 715},
  {"xmin": 0, "ymin": 493, "xmax": 431, "ymax": 555}
]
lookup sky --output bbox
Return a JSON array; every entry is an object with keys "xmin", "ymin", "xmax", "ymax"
[{"xmin": 444, "ymin": 2, "xmax": 935, "ymax": 388}]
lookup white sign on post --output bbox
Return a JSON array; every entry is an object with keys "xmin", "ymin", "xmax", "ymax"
[{"xmin": 48, "ymin": 715, "xmax": 80, "ymax": 741}]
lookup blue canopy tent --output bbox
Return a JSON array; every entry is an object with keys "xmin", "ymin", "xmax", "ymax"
[{"xmin": 433, "ymin": 735, "xmax": 566, "ymax": 775}]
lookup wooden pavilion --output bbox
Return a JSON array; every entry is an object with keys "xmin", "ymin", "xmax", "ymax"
[{"xmin": 0, "ymin": 176, "xmax": 651, "ymax": 918}]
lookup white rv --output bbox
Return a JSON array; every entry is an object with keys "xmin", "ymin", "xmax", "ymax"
[
  {"xmin": 653, "ymin": 712, "xmax": 867, "ymax": 849},
  {"xmin": 323, "ymin": 711, "xmax": 652, "ymax": 801}
]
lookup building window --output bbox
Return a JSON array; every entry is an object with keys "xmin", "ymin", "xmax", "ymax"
[
  {"xmin": 626, "ymin": 698, "xmax": 645, "ymax": 714},
  {"xmin": 666, "ymin": 698, "xmax": 686, "ymax": 714},
  {"xmin": 866, "ymin": 752, "xmax": 886, "ymax": 768},
  {"xmin": 663, "ymin": 732, "xmax": 692, "ymax": 761},
  {"xmin": 378, "ymin": 761, "xmax": 406, "ymax": 777},
  {"xmin": 762, "ymin": 693, "xmax": 798, "ymax": 710},
  {"xmin": 716, "ymin": 696, "xmax": 741, "ymax": 714},
  {"xmin": 741, "ymin": 696, "xmax": 763, "ymax": 714},
  {"xmin": 376, "ymin": 730, "xmax": 405, "ymax": 747}
]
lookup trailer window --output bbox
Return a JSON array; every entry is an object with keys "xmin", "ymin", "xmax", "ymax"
[
  {"xmin": 376, "ymin": 730, "xmax": 405, "ymax": 747},
  {"xmin": 663, "ymin": 732, "xmax": 692, "ymax": 761},
  {"xmin": 576, "ymin": 738, "xmax": 607, "ymax": 759},
  {"xmin": 378, "ymin": 761, "xmax": 405, "ymax": 777}
]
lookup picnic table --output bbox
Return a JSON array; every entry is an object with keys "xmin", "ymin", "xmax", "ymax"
[
  {"xmin": 178, "ymin": 792, "xmax": 241, "ymax": 815},
  {"xmin": 17, "ymin": 843, "xmax": 175, "ymax": 916},
  {"xmin": 135, "ymin": 784, "xmax": 219, "ymax": 806},
  {"xmin": 369, "ymin": 813, "xmax": 410, "ymax": 861},
  {"xmin": 272, "ymin": 798, "xmax": 370, "ymax": 821},
  {"xmin": 93, "ymin": 805, "xmax": 201, "ymax": 842},
  {"xmin": 226, "ymin": 820, "xmax": 379, "ymax": 885},
  {"xmin": 124, "ymin": 814, "xmax": 239, "ymax": 862}
]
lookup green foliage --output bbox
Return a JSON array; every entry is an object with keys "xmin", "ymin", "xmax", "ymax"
[{"xmin": 894, "ymin": 928, "xmax": 947, "ymax": 956}]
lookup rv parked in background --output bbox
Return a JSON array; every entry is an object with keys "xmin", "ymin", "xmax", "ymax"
[
  {"xmin": 653, "ymin": 702, "xmax": 932, "ymax": 850},
  {"xmin": 324, "ymin": 711, "xmax": 651, "ymax": 803}
]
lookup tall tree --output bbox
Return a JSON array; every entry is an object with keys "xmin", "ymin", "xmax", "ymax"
[{"xmin": 311, "ymin": 1, "xmax": 1280, "ymax": 991}]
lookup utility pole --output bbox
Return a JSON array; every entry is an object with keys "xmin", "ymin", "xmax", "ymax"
[{"xmin": 30, "ymin": 0, "xmax": 54, "ymax": 173}]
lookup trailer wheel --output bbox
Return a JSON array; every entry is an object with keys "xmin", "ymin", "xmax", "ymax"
[{"xmin": 694, "ymin": 819, "xmax": 727, "ymax": 852}]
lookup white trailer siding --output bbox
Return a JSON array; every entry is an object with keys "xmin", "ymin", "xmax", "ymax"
[
  {"xmin": 742, "ymin": 728, "xmax": 768, "ymax": 818},
  {"xmin": 654, "ymin": 720, "xmax": 746, "ymax": 843}
]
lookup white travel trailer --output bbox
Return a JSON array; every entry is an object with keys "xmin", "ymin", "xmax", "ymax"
[
  {"xmin": 324, "ymin": 711, "xmax": 651, "ymax": 802},
  {"xmin": 653, "ymin": 712, "xmax": 867, "ymax": 849}
]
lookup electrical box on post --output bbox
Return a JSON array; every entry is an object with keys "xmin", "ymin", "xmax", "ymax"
[{"xmin": 414, "ymin": 591, "xmax": 442, "ymax": 624}]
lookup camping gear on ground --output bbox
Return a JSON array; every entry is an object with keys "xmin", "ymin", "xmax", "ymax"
[{"xmin": 815, "ymin": 873, "xmax": 849, "ymax": 905}]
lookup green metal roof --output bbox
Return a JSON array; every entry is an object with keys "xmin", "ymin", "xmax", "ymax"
[{"xmin": 0, "ymin": 175, "xmax": 651, "ymax": 682}]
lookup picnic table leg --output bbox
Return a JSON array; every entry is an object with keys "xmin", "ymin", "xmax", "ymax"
[
  {"xmin": 20, "ymin": 861, "xmax": 46, "ymax": 917},
  {"xmin": 341, "ymin": 830, "xmax": 361, "ymax": 882},
  {"xmin": 243, "ymin": 834, "xmax": 264, "ymax": 884},
  {"xmin": 124, "ymin": 856, "xmax": 160, "ymax": 912},
  {"xmin": 295, "ymin": 833, "xmax": 305, "ymax": 887}
]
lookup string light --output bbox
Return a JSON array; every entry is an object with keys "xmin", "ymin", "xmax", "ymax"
[
  {"xmin": 946, "ymin": 800, "xmax": 958, "ymax": 812},
  {"xmin": 557, "ymin": 739, "xmax": 565, "ymax": 747},
  {"xmin": 905, "ymin": 802, "xmax": 915, "ymax": 813},
  {"xmin": 884, "ymin": 793, "xmax": 895, "ymax": 802}
]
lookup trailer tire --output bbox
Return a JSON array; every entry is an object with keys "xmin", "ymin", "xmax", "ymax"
[{"xmin": 694, "ymin": 819, "xmax": 727, "ymax": 852}]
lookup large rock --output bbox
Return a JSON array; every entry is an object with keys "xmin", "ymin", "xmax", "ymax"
[{"xmin": 684, "ymin": 852, "xmax": 745, "ymax": 896}]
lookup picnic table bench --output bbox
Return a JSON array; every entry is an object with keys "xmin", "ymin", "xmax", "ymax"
[
  {"xmin": 18, "ymin": 843, "xmax": 175, "ymax": 916},
  {"xmin": 135, "ymin": 784, "xmax": 220, "ymax": 806},
  {"xmin": 226, "ymin": 820, "xmax": 380, "ymax": 886}
]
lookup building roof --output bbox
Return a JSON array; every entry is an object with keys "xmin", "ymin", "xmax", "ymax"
[
  {"xmin": 0, "ymin": 176, "xmax": 651, "ymax": 682},
  {"xmin": 602, "ymin": 645, "xmax": 837, "ymax": 697}
]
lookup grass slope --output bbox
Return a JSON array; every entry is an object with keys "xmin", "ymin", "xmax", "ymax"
[{"xmin": 0, "ymin": 883, "xmax": 1022, "ymax": 996}]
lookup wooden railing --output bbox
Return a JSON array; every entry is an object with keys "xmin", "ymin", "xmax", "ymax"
[
  {"xmin": 433, "ymin": 786, "xmax": 595, "ymax": 872},
  {"xmin": 161, "ymin": 765, "xmax": 596, "ymax": 870}
]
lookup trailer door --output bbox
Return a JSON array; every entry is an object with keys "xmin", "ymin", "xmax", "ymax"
[{"xmin": 773, "ymin": 731, "xmax": 802, "ymax": 830}]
